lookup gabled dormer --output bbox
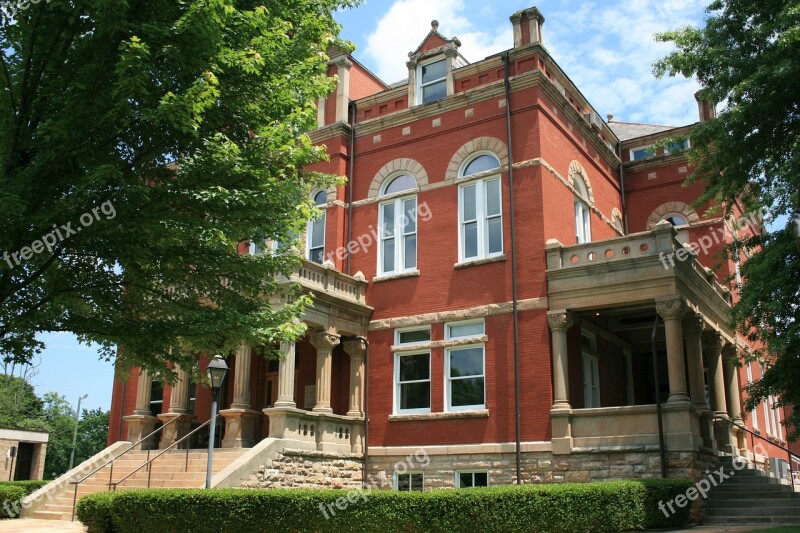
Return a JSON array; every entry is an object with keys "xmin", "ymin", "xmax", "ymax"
[{"xmin": 406, "ymin": 20, "xmax": 467, "ymax": 107}]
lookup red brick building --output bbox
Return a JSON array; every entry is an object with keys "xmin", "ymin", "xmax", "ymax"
[{"xmin": 107, "ymin": 6, "xmax": 791, "ymax": 489}]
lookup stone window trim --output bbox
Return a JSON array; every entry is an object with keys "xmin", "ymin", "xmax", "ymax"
[
  {"xmin": 445, "ymin": 137, "xmax": 510, "ymax": 182},
  {"xmin": 566, "ymin": 160, "xmax": 594, "ymax": 205},
  {"xmin": 368, "ymin": 158, "xmax": 429, "ymax": 199},
  {"xmin": 388, "ymin": 409, "xmax": 489, "ymax": 422},
  {"xmin": 454, "ymin": 253, "xmax": 507, "ymax": 269},
  {"xmin": 646, "ymin": 201, "xmax": 700, "ymax": 229},
  {"xmin": 391, "ymin": 335, "xmax": 489, "ymax": 353},
  {"xmin": 372, "ymin": 270, "xmax": 421, "ymax": 283}
]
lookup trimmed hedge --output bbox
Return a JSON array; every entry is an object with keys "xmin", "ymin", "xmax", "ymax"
[
  {"xmin": 0, "ymin": 481, "xmax": 50, "ymax": 518},
  {"xmin": 77, "ymin": 478, "xmax": 694, "ymax": 533}
]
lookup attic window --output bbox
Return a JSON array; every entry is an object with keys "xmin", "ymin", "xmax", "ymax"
[{"xmin": 418, "ymin": 58, "xmax": 447, "ymax": 104}]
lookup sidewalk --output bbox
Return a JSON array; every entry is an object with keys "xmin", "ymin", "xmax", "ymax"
[{"xmin": 0, "ymin": 520, "xmax": 85, "ymax": 532}]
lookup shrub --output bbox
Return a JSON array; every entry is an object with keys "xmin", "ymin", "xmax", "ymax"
[
  {"xmin": 0, "ymin": 480, "xmax": 50, "ymax": 495},
  {"xmin": 640, "ymin": 478, "xmax": 695, "ymax": 529},
  {"xmin": 0, "ymin": 485, "xmax": 26, "ymax": 518},
  {"xmin": 77, "ymin": 479, "xmax": 695, "ymax": 533}
]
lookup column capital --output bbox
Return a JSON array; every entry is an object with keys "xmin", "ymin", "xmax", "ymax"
[
  {"xmin": 343, "ymin": 337, "xmax": 367, "ymax": 360},
  {"xmin": 334, "ymin": 57, "xmax": 353, "ymax": 71},
  {"xmin": 656, "ymin": 298, "xmax": 686, "ymax": 320},
  {"xmin": 721, "ymin": 342, "xmax": 738, "ymax": 361},
  {"xmin": 310, "ymin": 330, "xmax": 341, "ymax": 351},
  {"xmin": 509, "ymin": 12, "xmax": 522, "ymax": 23},
  {"xmin": 702, "ymin": 331, "xmax": 724, "ymax": 352},
  {"xmin": 683, "ymin": 314, "xmax": 705, "ymax": 336},
  {"xmin": 547, "ymin": 310, "xmax": 574, "ymax": 332}
]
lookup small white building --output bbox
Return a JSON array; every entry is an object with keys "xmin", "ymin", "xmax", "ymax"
[{"xmin": 0, "ymin": 428, "xmax": 49, "ymax": 481}]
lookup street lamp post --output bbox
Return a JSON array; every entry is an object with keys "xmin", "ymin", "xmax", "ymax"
[
  {"xmin": 205, "ymin": 354, "xmax": 228, "ymax": 489},
  {"xmin": 68, "ymin": 394, "xmax": 88, "ymax": 472}
]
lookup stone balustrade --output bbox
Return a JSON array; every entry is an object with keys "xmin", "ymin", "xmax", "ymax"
[
  {"xmin": 280, "ymin": 259, "xmax": 367, "ymax": 305},
  {"xmin": 263, "ymin": 407, "xmax": 365, "ymax": 454}
]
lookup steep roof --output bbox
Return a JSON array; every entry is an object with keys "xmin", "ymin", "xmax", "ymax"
[{"xmin": 608, "ymin": 121, "xmax": 676, "ymax": 142}]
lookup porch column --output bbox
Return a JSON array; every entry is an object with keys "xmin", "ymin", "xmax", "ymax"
[
  {"xmin": 311, "ymin": 330, "xmax": 340, "ymax": 413},
  {"xmin": 684, "ymin": 315, "xmax": 708, "ymax": 409},
  {"xmin": 221, "ymin": 343, "xmax": 259, "ymax": 448},
  {"xmin": 124, "ymin": 368, "xmax": 158, "ymax": 448},
  {"xmin": 548, "ymin": 310, "xmax": 573, "ymax": 455},
  {"xmin": 702, "ymin": 332, "xmax": 728, "ymax": 416},
  {"xmin": 343, "ymin": 338, "xmax": 367, "ymax": 417},
  {"xmin": 158, "ymin": 365, "xmax": 193, "ymax": 449},
  {"xmin": 722, "ymin": 343, "xmax": 742, "ymax": 421},
  {"xmin": 274, "ymin": 342, "xmax": 297, "ymax": 408},
  {"xmin": 656, "ymin": 298, "xmax": 690, "ymax": 403}
]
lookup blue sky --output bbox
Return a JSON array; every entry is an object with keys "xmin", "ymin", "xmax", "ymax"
[{"xmin": 30, "ymin": 0, "xmax": 714, "ymax": 411}]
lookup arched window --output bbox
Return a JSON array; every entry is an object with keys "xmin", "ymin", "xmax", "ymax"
[
  {"xmin": 660, "ymin": 213, "xmax": 689, "ymax": 244},
  {"xmin": 379, "ymin": 175, "xmax": 418, "ymax": 275},
  {"xmin": 458, "ymin": 153, "xmax": 502, "ymax": 262},
  {"xmin": 307, "ymin": 189, "xmax": 327, "ymax": 264},
  {"xmin": 574, "ymin": 176, "xmax": 591, "ymax": 244}
]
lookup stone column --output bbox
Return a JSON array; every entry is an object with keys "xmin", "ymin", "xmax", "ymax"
[
  {"xmin": 684, "ymin": 315, "xmax": 708, "ymax": 409},
  {"xmin": 548, "ymin": 310, "xmax": 573, "ymax": 455},
  {"xmin": 158, "ymin": 365, "xmax": 193, "ymax": 449},
  {"xmin": 722, "ymin": 342, "xmax": 745, "ymax": 454},
  {"xmin": 334, "ymin": 58, "xmax": 352, "ymax": 123},
  {"xmin": 124, "ymin": 367, "xmax": 159, "ymax": 448},
  {"xmin": 510, "ymin": 12, "xmax": 523, "ymax": 48},
  {"xmin": 343, "ymin": 338, "xmax": 367, "ymax": 418},
  {"xmin": 221, "ymin": 343, "xmax": 260, "ymax": 448},
  {"xmin": 703, "ymin": 332, "xmax": 727, "ymax": 416},
  {"xmin": 274, "ymin": 342, "xmax": 297, "ymax": 408},
  {"xmin": 656, "ymin": 298, "xmax": 690, "ymax": 403},
  {"xmin": 311, "ymin": 330, "xmax": 340, "ymax": 413}
]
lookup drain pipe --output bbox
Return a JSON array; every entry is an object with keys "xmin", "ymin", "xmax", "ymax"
[
  {"xmin": 501, "ymin": 50, "xmax": 522, "ymax": 485},
  {"xmin": 651, "ymin": 314, "xmax": 667, "ymax": 478},
  {"xmin": 359, "ymin": 335, "xmax": 370, "ymax": 487},
  {"xmin": 618, "ymin": 142, "xmax": 628, "ymax": 234},
  {"xmin": 346, "ymin": 101, "xmax": 357, "ymax": 275}
]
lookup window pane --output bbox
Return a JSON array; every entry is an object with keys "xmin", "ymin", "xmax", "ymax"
[
  {"xmin": 485, "ymin": 179, "xmax": 501, "ymax": 216},
  {"xmin": 383, "ymin": 175, "xmax": 417, "ymax": 195},
  {"xmin": 474, "ymin": 472, "xmax": 488, "ymax": 487},
  {"xmin": 422, "ymin": 80, "xmax": 446, "ymax": 103},
  {"xmin": 462, "ymin": 185, "xmax": 476, "ymax": 221},
  {"xmin": 421, "ymin": 59, "xmax": 446, "ymax": 84},
  {"xmin": 463, "ymin": 222, "xmax": 478, "ymax": 258},
  {"xmin": 410, "ymin": 473, "xmax": 423, "ymax": 491},
  {"xmin": 397, "ymin": 474, "xmax": 410, "ymax": 491},
  {"xmin": 404, "ymin": 234, "xmax": 417, "ymax": 269},
  {"xmin": 459, "ymin": 473, "xmax": 473, "ymax": 488},
  {"xmin": 399, "ymin": 354, "xmax": 430, "ymax": 381},
  {"xmin": 448, "ymin": 322, "xmax": 484, "ymax": 338},
  {"xmin": 487, "ymin": 217, "xmax": 502, "ymax": 254},
  {"xmin": 451, "ymin": 377, "xmax": 484, "ymax": 407},
  {"xmin": 403, "ymin": 199, "xmax": 417, "ymax": 233},
  {"xmin": 400, "ymin": 382, "xmax": 431, "ymax": 410},
  {"xmin": 398, "ymin": 329, "xmax": 430, "ymax": 344},
  {"xmin": 382, "ymin": 203, "xmax": 395, "ymax": 237},
  {"xmin": 382, "ymin": 237, "xmax": 395, "ymax": 272},
  {"xmin": 631, "ymin": 148, "xmax": 651, "ymax": 161},
  {"xmin": 309, "ymin": 246, "xmax": 324, "ymax": 264},
  {"xmin": 313, "ymin": 190, "xmax": 327, "ymax": 206},
  {"xmin": 311, "ymin": 217, "xmax": 325, "ymax": 247},
  {"xmin": 450, "ymin": 347, "xmax": 483, "ymax": 377},
  {"xmin": 464, "ymin": 155, "xmax": 500, "ymax": 177}
]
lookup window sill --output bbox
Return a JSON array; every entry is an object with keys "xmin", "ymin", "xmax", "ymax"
[
  {"xmin": 454, "ymin": 255, "xmax": 505, "ymax": 269},
  {"xmin": 389, "ymin": 410, "xmax": 489, "ymax": 422},
  {"xmin": 373, "ymin": 270, "xmax": 420, "ymax": 283}
]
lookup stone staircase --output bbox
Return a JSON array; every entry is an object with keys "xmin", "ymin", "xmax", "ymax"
[
  {"xmin": 703, "ymin": 455, "xmax": 800, "ymax": 526},
  {"xmin": 33, "ymin": 448, "xmax": 244, "ymax": 521}
]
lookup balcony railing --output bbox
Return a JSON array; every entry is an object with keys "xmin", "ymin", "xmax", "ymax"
[
  {"xmin": 263, "ymin": 406, "xmax": 364, "ymax": 454},
  {"xmin": 281, "ymin": 259, "xmax": 368, "ymax": 306}
]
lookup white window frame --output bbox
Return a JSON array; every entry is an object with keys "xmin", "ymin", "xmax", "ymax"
[
  {"xmin": 417, "ymin": 57, "xmax": 447, "ymax": 105},
  {"xmin": 394, "ymin": 350, "xmax": 431, "ymax": 414},
  {"xmin": 445, "ymin": 319, "xmax": 485, "ymax": 340},
  {"xmin": 456, "ymin": 471, "xmax": 489, "ymax": 488},
  {"xmin": 306, "ymin": 189, "xmax": 327, "ymax": 264},
  {"xmin": 445, "ymin": 343, "xmax": 486, "ymax": 412},
  {"xmin": 378, "ymin": 194, "xmax": 418, "ymax": 276},
  {"xmin": 629, "ymin": 145, "xmax": 653, "ymax": 161},
  {"xmin": 458, "ymin": 176, "xmax": 503, "ymax": 263},
  {"xmin": 394, "ymin": 471, "xmax": 424, "ymax": 491},
  {"xmin": 582, "ymin": 352, "xmax": 600, "ymax": 408},
  {"xmin": 664, "ymin": 138, "xmax": 691, "ymax": 154},
  {"xmin": 395, "ymin": 326, "xmax": 431, "ymax": 346},
  {"xmin": 574, "ymin": 180, "xmax": 592, "ymax": 245},
  {"xmin": 746, "ymin": 362, "xmax": 759, "ymax": 431}
]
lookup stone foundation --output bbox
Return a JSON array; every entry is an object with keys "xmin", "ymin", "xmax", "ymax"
[{"xmin": 242, "ymin": 448, "xmax": 364, "ymax": 490}]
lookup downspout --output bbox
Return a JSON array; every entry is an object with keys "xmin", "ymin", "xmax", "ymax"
[
  {"xmin": 360, "ymin": 335, "xmax": 370, "ymax": 488},
  {"xmin": 501, "ymin": 51, "xmax": 522, "ymax": 485},
  {"xmin": 651, "ymin": 314, "xmax": 667, "ymax": 478},
  {"xmin": 346, "ymin": 101, "xmax": 357, "ymax": 275},
  {"xmin": 618, "ymin": 142, "xmax": 628, "ymax": 234}
]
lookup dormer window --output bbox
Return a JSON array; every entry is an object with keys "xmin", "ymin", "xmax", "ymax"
[{"xmin": 418, "ymin": 58, "xmax": 447, "ymax": 105}]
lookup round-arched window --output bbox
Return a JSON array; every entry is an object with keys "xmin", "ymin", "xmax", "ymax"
[
  {"xmin": 381, "ymin": 174, "xmax": 417, "ymax": 196},
  {"xmin": 378, "ymin": 175, "xmax": 418, "ymax": 275},
  {"xmin": 307, "ymin": 189, "xmax": 327, "ymax": 264},
  {"xmin": 462, "ymin": 154, "xmax": 501, "ymax": 177},
  {"xmin": 662, "ymin": 214, "xmax": 688, "ymax": 227}
]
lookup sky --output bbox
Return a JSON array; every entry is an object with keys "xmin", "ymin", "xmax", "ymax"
[{"xmin": 28, "ymin": 0, "xmax": 716, "ymax": 412}]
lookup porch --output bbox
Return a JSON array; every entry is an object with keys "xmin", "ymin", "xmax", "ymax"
[{"xmin": 545, "ymin": 221, "xmax": 746, "ymax": 463}]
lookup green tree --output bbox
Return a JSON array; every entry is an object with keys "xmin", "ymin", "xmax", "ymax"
[
  {"xmin": 73, "ymin": 407, "xmax": 110, "ymax": 467},
  {"xmin": 40, "ymin": 392, "xmax": 76, "ymax": 478},
  {"xmin": 0, "ymin": 0, "xmax": 356, "ymax": 375},
  {"xmin": 654, "ymin": 1, "xmax": 800, "ymax": 437},
  {"xmin": 0, "ymin": 374, "xmax": 45, "ymax": 431}
]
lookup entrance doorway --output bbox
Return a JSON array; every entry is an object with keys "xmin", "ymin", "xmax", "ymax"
[{"xmin": 13, "ymin": 443, "xmax": 34, "ymax": 481}]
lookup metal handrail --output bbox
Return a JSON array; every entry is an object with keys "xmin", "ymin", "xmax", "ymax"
[
  {"xmin": 109, "ymin": 416, "xmax": 216, "ymax": 492},
  {"xmin": 69, "ymin": 415, "xmax": 179, "ymax": 520},
  {"xmin": 715, "ymin": 415, "xmax": 799, "ymax": 492}
]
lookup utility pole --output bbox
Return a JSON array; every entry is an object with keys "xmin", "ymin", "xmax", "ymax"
[{"xmin": 68, "ymin": 394, "xmax": 88, "ymax": 472}]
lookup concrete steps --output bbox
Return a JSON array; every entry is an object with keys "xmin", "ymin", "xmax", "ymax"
[
  {"xmin": 38, "ymin": 448, "xmax": 244, "ymax": 521},
  {"xmin": 703, "ymin": 456, "xmax": 800, "ymax": 526}
]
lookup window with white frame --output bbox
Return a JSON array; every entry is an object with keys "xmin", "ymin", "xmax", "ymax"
[
  {"xmin": 445, "ymin": 320, "xmax": 486, "ymax": 411},
  {"xmin": 629, "ymin": 146, "xmax": 653, "ymax": 161},
  {"xmin": 746, "ymin": 362, "xmax": 759, "ymax": 431},
  {"xmin": 574, "ymin": 175, "xmax": 591, "ymax": 244},
  {"xmin": 396, "ymin": 326, "xmax": 431, "ymax": 346},
  {"xmin": 395, "ymin": 472, "xmax": 424, "ymax": 491},
  {"xmin": 306, "ymin": 189, "xmax": 327, "ymax": 264},
  {"xmin": 458, "ymin": 154, "xmax": 502, "ymax": 262},
  {"xmin": 395, "ymin": 352, "xmax": 431, "ymax": 413},
  {"xmin": 457, "ymin": 471, "xmax": 488, "ymax": 488},
  {"xmin": 379, "ymin": 175, "xmax": 418, "ymax": 275},
  {"xmin": 665, "ymin": 139, "xmax": 690, "ymax": 154},
  {"xmin": 418, "ymin": 58, "xmax": 447, "ymax": 105},
  {"xmin": 769, "ymin": 395, "xmax": 782, "ymax": 440}
]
